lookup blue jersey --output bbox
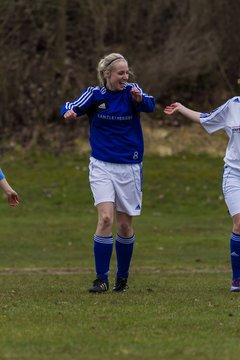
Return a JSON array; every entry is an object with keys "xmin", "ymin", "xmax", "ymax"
[
  {"xmin": 61, "ymin": 83, "xmax": 155, "ymax": 163},
  {"xmin": 0, "ymin": 168, "xmax": 4, "ymax": 180}
]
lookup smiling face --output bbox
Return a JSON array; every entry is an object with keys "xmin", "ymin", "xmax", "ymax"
[{"xmin": 105, "ymin": 60, "xmax": 129, "ymax": 91}]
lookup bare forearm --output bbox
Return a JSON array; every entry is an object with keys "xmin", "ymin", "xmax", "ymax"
[
  {"xmin": 164, "ymin": 102, "xmax": 201, "ymax": 123},
  {"xmin": 0, "ymin": 168, "xmax": 19, "ymax": 206},
  {"xmin": 177, "ymin": 104, "xmax": 201, "ymax": 123},
  {"xmin": 0, "ymin": 178, "xmax": 14, "ymax": 194}
]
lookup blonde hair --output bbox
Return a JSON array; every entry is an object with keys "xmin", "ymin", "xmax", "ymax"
[{"xmin": 97, "ymin": 53, "xmax": 128, "ymax": 86}]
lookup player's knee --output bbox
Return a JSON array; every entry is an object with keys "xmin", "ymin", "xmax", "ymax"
[
  {"xmin": 98, "ymin": 213, "xmax": 113, "ymax": 230},
  {"xmin": 233, "ymin": 222, "xmax": 240, "ymax": 234},
  {"xmin": 117, "ymin": 222, "xmax": 133, "ymax": 238},
  {"xmin": 232, "ymin": 214, "xmax": 240, "ymax": 233}
]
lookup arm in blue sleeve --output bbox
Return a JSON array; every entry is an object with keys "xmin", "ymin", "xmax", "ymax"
[
  {"xmin": 60, "ymin": 87, "xmax": 95, "ymax": 117},
  {"xmin": 60, "ymin": 105, "xmax": 85, "ymax": 117},
  {"xmin": 130, "ymin": 83, "xmax": 155, "ymax": 113},
  {"xmin": 0, "ymin": 168, "xmax": 5, "ymax": 180},
  {"xmin": 134, "ymin": 94, "xmax": 155, "ymax": 113}
]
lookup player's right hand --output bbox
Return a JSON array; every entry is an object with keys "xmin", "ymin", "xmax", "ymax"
[
  {"xmin": 64, "ymin": 110, "xmax": 77, "ymax": 120},
  {"xmin": 164, "ymin": 102, "xmax": 182, "ymax": 115}
]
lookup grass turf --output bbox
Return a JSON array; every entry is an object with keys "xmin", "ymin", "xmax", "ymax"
[{"xmin": 0, "ymin": 152, "xmax": 238, "ymax": 360}]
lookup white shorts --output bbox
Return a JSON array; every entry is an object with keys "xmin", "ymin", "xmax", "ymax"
[
  {"xmin": 89, "ymin": 157, "xmax": 143, "ymax": 216},
  {"xmin": 222, "ymin": 165, "xmax": 240, "ymax": 216}
]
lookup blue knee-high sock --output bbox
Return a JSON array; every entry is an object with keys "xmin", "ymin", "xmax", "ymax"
[
  {"xmin": 115, "ymin": 234, "xmax": 135, "ymax": 279},
  {"xmin": 94, "ymin": 235, "xmax": 113, "ymax": 281},
  {"xmin": 230, "ymin": 232, "xmax": 240, "ymax": 280}
]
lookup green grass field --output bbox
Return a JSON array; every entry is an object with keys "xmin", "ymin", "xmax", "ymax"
[{"xmin": 0, "ymin": 151, "xmax": 239, "ymax": 360}]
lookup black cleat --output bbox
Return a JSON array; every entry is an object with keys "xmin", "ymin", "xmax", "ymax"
[
  {"xmin": 112, "ymin": 278, "xmax": 128, "ymax": 292},
  {"xmin": 88, "ymin": 278, "xmax": 109, "ymax": 293},
  {"xmin": 231, "ymin": 278, "xmax": 240, "ymax": 292}
]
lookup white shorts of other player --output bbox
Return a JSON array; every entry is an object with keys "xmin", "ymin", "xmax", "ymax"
[
  {"xmin": 89, "ymin": 156, "xmax": 143, "ymax": 216},
  {"xmin": 222, "ymin": 165, "xmax": 240, "ymax": 216}
]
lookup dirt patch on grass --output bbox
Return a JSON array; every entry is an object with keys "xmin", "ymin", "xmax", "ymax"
[
  {"xmin": 0, "ymin": 267, "xmax": 230, "ymax": 275},
  {"xmin": 143, "ymin": 123, "xmax": 227, "ymax": 157}
]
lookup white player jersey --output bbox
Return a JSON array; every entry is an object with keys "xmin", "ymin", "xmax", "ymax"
[{"xmin": 200, "ymin": 97, "xmax": 240, "ymax": 170}]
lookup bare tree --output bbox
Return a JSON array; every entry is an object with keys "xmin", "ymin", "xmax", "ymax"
[{"xmin": 0, "ymin": 0, "xmax": 239, "ymax": 147}]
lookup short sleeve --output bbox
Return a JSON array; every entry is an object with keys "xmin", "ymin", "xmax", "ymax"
[{"xmin": 199, "ymin": 98, "xmax": 232, "ymax": 134}]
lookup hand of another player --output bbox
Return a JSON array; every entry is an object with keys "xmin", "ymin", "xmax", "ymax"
[
  {"xmin": 131, "ymin": 87, "xmax": 142, "ymax": 103},
  {"xmin": 7, "ymin": 190, "xmax": 20, "ymax": 207},
  {"xmin": 64, "ymin": 110, "xmax": 77, "ymax": 120},
  {"xmin": 164, "ymin": 102, "xmax": 182, "ymax": 115}
]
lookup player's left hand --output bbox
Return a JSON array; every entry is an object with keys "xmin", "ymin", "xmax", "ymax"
[
  {"xmin": 7, "ymin": 191, "xmax": 20, "ymax": 206},
  {"xmin": 131, "ymin": 87, "xmax": 142, "ymax": 103}
]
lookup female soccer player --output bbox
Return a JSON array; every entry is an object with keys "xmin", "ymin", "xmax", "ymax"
[
  {"xmin": 61, "ymin": 53, "xmax": 155, "ymax": 293},
  {"xmin": 164, "ymin": 98, "xmax": 240, "ymax": 292},
  {"xmin": 0, "ymin": 168, "xmax": 19, "ymax": 206}
]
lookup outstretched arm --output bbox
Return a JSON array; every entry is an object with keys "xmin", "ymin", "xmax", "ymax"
[
  {"xmin": 0, "ymin": 178, "xmax": 20, "ymax": 206},
  {"xmin": 164, "ymin": 102, "xmax": 201, "ymax": 123}
]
